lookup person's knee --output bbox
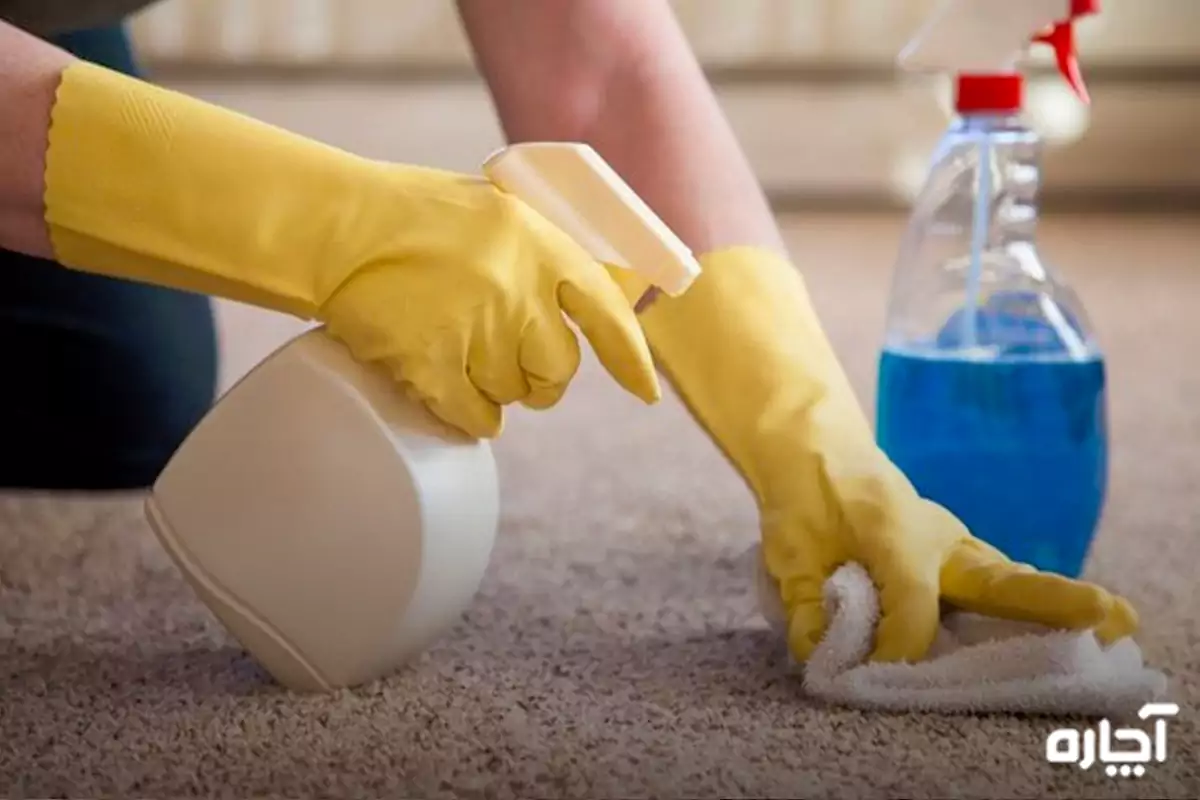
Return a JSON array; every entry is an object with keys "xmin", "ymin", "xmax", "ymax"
[{"xmin": 0, "ymin": 264, "xmax": 218, "ymax": 490}]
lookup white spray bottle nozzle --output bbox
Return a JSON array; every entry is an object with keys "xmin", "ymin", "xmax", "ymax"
[{"xmin": 482, "ymin": 143, "xmax": 701, "ymax": 298}]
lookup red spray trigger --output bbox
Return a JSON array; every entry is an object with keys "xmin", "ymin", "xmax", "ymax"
[
  {"xmin": 1033, "ymin": 22, "xmax": 1088, "ymax": 104},
  {"xmin": 1033, "ymin": 1, "xmax": 1099, "ymax": 104}
]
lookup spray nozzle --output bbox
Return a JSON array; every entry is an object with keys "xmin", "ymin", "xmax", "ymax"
[{"xmin": 1032, "ymin": 0, "xmax": 1099, "ymax": 104}]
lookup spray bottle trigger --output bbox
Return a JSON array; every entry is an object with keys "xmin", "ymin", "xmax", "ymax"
[
  {"xmin": 1032, "ymin": 22, "xmax": 1089, "ymax": 104},
  {"xmin": 482, "ymin": 143, "xmax": 701, "ymax": 298}
]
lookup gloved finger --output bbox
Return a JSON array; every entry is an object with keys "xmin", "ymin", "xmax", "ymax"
[
  {"xmin": 758, "ymin": 513, "xmax": 835, "ymax": 662},
  {"xmin": 555, "ymin": 269, "xmax": 661, "ymax": 405},
  {"xmin": 394, "ymin": 360, "xmax": 503, "ymax": 439},
  {"xmin": 517, "ymin": 315, "xmax": 582, "ymax": 410},
  {"xmin": 782, "ymin": 575, "xmax": 829, "ymax": 663},
  {"xmin": 940, "ymin": 541, "xmax": 1115, "ymax": 632},
  {"xmin": 466, "ymin": 346, "xmax": 531, "ymax": 408},
  {"xmin": 867, "ymin": 558, "xmax": 942, "ymax": 663},
  {"xmin": 602, "ymin": 262, "xmax": 653, "ymax": 308},
  {"xmin": 1094, "ymin": 595, "xmax": 1139, "ymax": 645}
]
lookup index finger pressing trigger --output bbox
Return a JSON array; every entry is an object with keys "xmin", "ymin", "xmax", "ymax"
[{"xmin": 556, "ymin": 266, "xmax": 661, "ymax": 405}]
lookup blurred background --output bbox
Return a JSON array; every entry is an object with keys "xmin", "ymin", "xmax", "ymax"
[
  {"xmin": 110, "ymin": 0, "xmax": 1200, "ymax": 388},
  {"xmin": 126, "ymin": 0, "xmax": 1200, "ymax": 209}
]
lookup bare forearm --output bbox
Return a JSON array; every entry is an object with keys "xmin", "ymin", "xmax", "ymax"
[
  {"xmin": 457, "ymin": 0, "xmax": 785, "ymax": 258},
  {"xmin": 0, "ymin": 21, "xmax": 73, "ymax": 258}
]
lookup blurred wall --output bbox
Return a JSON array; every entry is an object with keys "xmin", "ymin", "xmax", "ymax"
[{"xmin": 129, "ymin": 0, "xmax": 1200, "ymax": 207}]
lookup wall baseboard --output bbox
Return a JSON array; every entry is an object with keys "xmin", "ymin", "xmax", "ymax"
[
  {"xmin": 767, "ymin": 189, "xmax": 1200, "ymax": 214},
  {"xmin": 143, "ymin": 59, "xmax": 1200, "ymax": 86},
  {"xmin": 159, "ymin": 72, "xmax": 1200, "ymax": 206}
]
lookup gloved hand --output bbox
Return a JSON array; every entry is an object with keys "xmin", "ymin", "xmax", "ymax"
[
  {"xmin": 609, "ymin": 246, "xmax": 1137, "ymax": 663},
  {"xmin": 43, "ymin": 61, "xmax": 659, "ymax": 438}
]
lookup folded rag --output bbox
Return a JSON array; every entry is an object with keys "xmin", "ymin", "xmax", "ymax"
[{"xmin": 747, "ymin": 545, "xmax": 1170, "ymax": 719}]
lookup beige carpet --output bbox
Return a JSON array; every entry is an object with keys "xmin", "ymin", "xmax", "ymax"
[{"xmin": 1, "ymin": 213, "xmax": 1197, "ymax": 799}]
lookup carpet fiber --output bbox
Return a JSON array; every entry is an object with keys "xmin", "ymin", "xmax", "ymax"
[{"xmin": 2, "ymin": 213, "xmax": 1197, "ymax": 798}]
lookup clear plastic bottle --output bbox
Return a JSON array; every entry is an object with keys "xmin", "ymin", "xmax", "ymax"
[{"xmin": 876, "ymin": 111, "xmax": 1107, "ymax": 578}]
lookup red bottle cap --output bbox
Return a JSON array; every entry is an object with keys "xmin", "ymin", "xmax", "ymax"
[{"xmin": 955, "ymin": 74, "xmax": 1023, "ymax": 114}]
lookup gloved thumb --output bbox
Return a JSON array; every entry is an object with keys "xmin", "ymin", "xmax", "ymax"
[
  {"xmin": 749, "ymin": 543, "xmax": 828, "ymax": 663},
  {"xmin": 867, "ymin": 558, "xmax": 941, "ymax": 663},
  {"xmin": 781, "ymin": 574, "xmax": 830, "ymax": 663}
]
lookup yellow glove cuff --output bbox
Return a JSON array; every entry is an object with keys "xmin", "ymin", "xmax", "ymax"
[
  {"xmin": 635, "ymin": 245, "xmax": 880, "ymax": 501},
  {"xmin": 44, "ymin": 61, "xmax": 386, "ymax": 318}
]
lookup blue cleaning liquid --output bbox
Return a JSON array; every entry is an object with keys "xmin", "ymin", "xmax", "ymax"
[{"xmin": 875, "ymin": 310, "xmax": 1108, "ymax": 578}]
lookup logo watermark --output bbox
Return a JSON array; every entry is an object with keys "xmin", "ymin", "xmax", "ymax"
[{"xmin": 1046, "ymin": 702, "xmax": 1179, "ymax": 778}]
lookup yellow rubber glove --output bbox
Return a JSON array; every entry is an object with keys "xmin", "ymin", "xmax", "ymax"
[
  {"xmin": 43, "ymin": 61, "xmax": 660, "ymax": 437},
  {"xmin": 611, "ymin": 246, "xmax": 1137, "ymax": 663}
]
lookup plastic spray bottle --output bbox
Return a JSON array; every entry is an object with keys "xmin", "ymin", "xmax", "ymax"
[
  {"xmin": 876, "ymin": 0, "xmax": 1106, "ymax": 577},
  {"xmin": 145, "ymin": 143, "xmax": 700, "ymax": 692}
]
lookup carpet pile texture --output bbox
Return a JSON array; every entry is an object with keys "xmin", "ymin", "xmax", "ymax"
[{"xmin": 2, "ymin": 214, "xmax": 1196, "ymax": 798}]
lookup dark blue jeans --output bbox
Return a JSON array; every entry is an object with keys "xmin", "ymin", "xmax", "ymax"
[{"xmin": 0, "ymin": 24, "xmax": 218, "ymax": 490}]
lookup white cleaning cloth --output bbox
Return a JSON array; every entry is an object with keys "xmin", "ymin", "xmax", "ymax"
[{"xmin": 747, "ymin": 545, "xmax": 1169, "ymax": 719}]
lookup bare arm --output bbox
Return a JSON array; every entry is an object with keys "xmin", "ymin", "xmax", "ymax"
[
  {"xmin": 0, "ymin": 21, "xmax": 74, "ymax": 258},
  {"xmin": 455, "ymin": 0, "xmax": 787, "ymax": 266}
]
